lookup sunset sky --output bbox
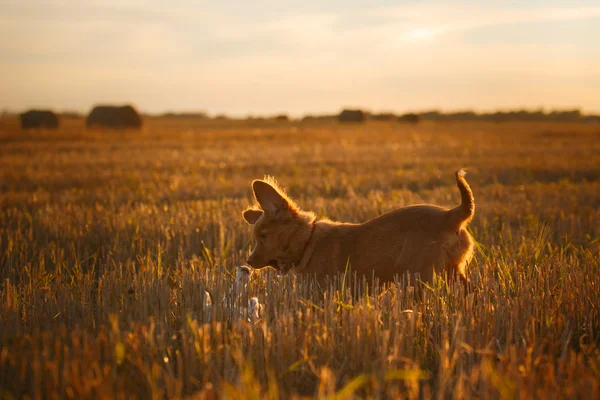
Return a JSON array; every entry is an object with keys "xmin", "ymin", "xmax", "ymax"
[{"xmin": 1, "ymin": 0, "xmax": 599, "ymax": 116}]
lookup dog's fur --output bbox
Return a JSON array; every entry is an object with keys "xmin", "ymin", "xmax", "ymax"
[{"xmin": 243, "ymin": 170, "xmax": 475, "ymax": 287}]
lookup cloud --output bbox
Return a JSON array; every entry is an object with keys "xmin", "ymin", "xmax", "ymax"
[{"xmin": 4, "ymin": 1, "xmax": 600, "ymax": 62}]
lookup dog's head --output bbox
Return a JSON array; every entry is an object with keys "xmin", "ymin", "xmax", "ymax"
[{"xmin": 242, "ymin": 177, "xmax": 313, "ymax": 275}]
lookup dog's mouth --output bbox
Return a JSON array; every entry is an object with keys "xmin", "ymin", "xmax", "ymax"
[{"xmin": 268, "ymin": 259, "xmax": 290, "ymax": 275}]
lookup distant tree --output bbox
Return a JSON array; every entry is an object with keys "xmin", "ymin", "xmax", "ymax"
[
  {"xmin": 398, "ymin": 113, "xmax": 420, "ymax": 123},
  {"xmin": 274, "ymin": 114, "xmax": 289, "ymax": 122},
  {"xmin": 370, "ymin": 113, "xmax": 396, "ymax": 121},
  {"xmin": 161, "ymin": 111, "xmax": 208, "ymax": 119},
  {"xmin": 245, "ymin": 115, "xmax": 265, "ymax": 122},
  {"xmin": 549, "ymin": 109, "xmax": 581, "ymax": 122},
  {"xmin": 419, "ymin": 110, "xmax": 442, "ymax": 120},
  {"xmin": 447, "ymin": 111, "xmax": 477, "ymax": 121}
]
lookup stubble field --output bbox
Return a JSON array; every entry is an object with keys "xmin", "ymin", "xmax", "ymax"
[{"xmin": 0, "ymin": 116, "xmax": 599, "ymax": 399}]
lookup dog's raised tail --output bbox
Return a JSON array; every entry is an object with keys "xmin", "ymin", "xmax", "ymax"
[{"xmin": 448, "ymin": 169, "xmax": 475, "ymax": 230}]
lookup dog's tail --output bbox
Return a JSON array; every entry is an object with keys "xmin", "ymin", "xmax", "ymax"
[{"xmin": 447, "ymin": 169, "xmax": 475, "ymax": 230}]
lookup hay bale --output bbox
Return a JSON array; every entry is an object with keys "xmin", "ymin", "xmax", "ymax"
[
  {"xmin": 20, "ymin": 110, "xmax": 59, "ymax": 130},
  {"xmin": 274, "ymin": 114, "xmax": 289, "ymax": 122},
  {"xmin": 398, "ymin": 113, "xmax": 420, "ymax": 123},
  {"xmin": 338, "ymin": 109, "xmax": 365, "ymax": 123},
  {"xmin": 86, "ymin": 105, "xmax": 142, "ymax": 129}
]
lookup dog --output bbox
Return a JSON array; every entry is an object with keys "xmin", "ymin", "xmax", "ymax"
[{"xmin": 243, "ymin": 170, "xmax": 475, "ymax": 288}]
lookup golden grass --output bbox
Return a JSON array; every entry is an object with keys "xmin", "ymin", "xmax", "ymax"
[{"xmin": 0, "ymin": 117, "xmax": 599, "ymax": 398}]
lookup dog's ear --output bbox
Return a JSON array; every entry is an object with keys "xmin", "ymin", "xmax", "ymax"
[
  {"xmin": 252, "ymin": 180, "xmax": 290, "ymax": 216},
  {"xmin": 243, "ymin": 208, "xmax": 263, "ymax": 224}
]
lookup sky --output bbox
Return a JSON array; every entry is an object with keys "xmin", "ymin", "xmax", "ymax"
[{"xmin": 1, "ymin": 0, "xmax": 599, "ymax": 116}]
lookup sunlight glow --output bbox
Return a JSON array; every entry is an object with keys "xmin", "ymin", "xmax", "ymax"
[{"xmin": 403, "ymin": 27, "xmax": 442, "ymax": 42}]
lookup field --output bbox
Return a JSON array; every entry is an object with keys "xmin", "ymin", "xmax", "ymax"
[{"xmin": 0, "ymin": 116, "xmax": 599, "ymax": 399}]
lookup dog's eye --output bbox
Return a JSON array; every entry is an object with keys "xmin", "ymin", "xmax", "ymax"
[{"xmin": 259, "ymin": 233, "xmax": 267, "ymax": 239}]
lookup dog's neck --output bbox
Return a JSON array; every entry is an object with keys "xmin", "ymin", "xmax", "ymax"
[{"xmin": 291, "ymin": 221, "xmax": 317, "ymax": 271}]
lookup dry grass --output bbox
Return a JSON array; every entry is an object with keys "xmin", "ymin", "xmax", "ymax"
[{"xmin": 1, "ymin": 116, "xmax": 599, "ymax": 399}]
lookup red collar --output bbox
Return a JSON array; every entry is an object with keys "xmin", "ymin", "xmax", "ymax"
[{"xmin": 294, "ymin": 221, "xmax": 316, "ymax": 268}]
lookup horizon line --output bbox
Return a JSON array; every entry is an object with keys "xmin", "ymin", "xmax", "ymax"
[{"xmin": 3, "ymin": 105, "xmax": 599, "ymax": 118}]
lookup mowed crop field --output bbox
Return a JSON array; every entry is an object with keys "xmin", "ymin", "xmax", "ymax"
[{"xmin": 0, "ymin": 117, "xmax": 599, "ymax": 399}]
